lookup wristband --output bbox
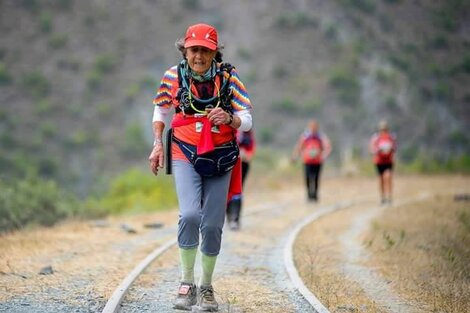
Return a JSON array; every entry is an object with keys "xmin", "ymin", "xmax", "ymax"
[
  {"xmin": 153, "ymin": 138, "xmax": 163, "ymax": 146},
  {"xmin": 225, "ymin": 113, "xmax": 233, "ymax": 126}
]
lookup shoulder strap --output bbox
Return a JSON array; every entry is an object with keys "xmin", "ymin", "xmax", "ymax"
[
  {"xmin": 177, "ymin": 62, "xmax": 184, "ymax": 89},
  {"xmin": 219, "ymin": 62, "xmax": 234, "ymax": 74}
]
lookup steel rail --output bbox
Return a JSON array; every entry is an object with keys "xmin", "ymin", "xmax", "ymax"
[
  {"xmin": 102, "ymin": 199, "xmax": 351, "ymax": 313},
  {"xmin": 102, "ymin": 238, "xmax": 177, "ymax": 313},
  {"xmin": 283, "ymin": 201, "xmax": 352, "ymax": 313}
]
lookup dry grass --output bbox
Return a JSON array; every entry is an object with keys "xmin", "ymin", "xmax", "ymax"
[
  {"xmin": 0, "ymin": 210, "xmax": 178, "ymax": 302},
  {"xmin": 364, "ymin": 195, "xmax": 470, "ymax": 313},
  {"xmin": 215, "ymin": 276, "xmax": 295, "ymax": 313},
  {"xmin": 295, "ymin": 204, "xmax": 384, "ymax": 313},
  {"xmin": 294, "ymin": 175, "xmax": 470, "ymax": 312}
]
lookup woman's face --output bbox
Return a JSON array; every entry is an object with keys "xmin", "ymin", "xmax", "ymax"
[{"xmin": 186, "ymin": 46, "xmax": 217, "ymax": 74}]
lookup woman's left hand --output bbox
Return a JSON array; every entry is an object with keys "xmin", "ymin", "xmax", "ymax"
[{"xmin": 207, "ymin": 107, "xmax": 230, "ymax": 126}]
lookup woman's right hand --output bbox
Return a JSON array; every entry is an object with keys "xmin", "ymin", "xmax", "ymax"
[{"xmin": 148, "ymin": 143, "xmax": 164, "ymax": 176}]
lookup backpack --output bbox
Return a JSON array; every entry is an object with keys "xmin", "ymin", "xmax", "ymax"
[
  {"xmin": 174, "ymin": 61, "xmax": 234, "ymax": 115},
  {"xmin": 238, "ymin": 131, "xmax": 252, "ymax": 148},
  {"xmin": 376, "ymin": 134, "xmax": 394, "ymax": 157},
  {"xmin": 302, "ymin": 134, "xmax": 323, "ymax": 164}
]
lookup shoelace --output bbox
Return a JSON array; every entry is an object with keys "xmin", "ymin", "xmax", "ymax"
[{"xmin": 200, "ymin": 287, "xmax": 215, "ymax": 302}]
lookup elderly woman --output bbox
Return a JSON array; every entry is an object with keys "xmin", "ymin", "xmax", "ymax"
[{"xmin": 148, "ymin": 23, "xmax": 252, "ymax": 311}]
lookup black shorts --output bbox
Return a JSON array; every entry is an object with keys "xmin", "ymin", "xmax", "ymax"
[{"xmin": 376, "ymin": 163, "xmax": 393, "ymax": 175}]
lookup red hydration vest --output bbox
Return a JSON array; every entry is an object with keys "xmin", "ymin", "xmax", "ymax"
[
  {"xmin": 374, "ymin": 133, "xmax": 395, "ymax": 164},
  {"xmin": 302, "ymin": 134, "xmax": 323, "ymax": 164}
]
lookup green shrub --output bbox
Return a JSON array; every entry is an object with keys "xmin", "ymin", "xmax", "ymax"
[
  {"xmin": 140, "ymin": 75, "xmax": 157, "ymax": 90},
  {"xmin": 324, "ymin": 24, "xmax": 338, "ymax": 42},
  {"xmin": 275, "ymin": 12, "xmax": 318, "ymax": 28},
  {"xmin": 35, "ymin": 99, "xmax": 53, "ymax": 114},
  {"xmin": 389, "ymin": 54, "xmax": 411, "ymax": 72},
  {"xmin": 459, "ymin": 55, "xmax": 470, "ymax": 74},
  {"xmin": 39, "ymin": 11, "xmax": 52, "ymax": 33},
  {"xmin": 90, "ymin": 168, "xmax": 177, "ymax": 214},
  {"xmin": 57, "ymin": 57, "xmax": 81, "ymax": 71},
  {"xmin": 181, "ymin": 0, "xmax": 199, "ymax": 9},
  {"xmin": 340, "ymin": 0, "xmax": 376, "ymax": 14},
  {"xmin": 21, "ymin": 0, "xmax": 39, "ymax": 11},
  {"xmin": 87, "ymin": 54, "xmax": 117, "ymax": 90},
  {"xmin": 39, "ymin": 121, "xmax": 57, "ymax": 138},
  {"xmin": 237, "ymin": 47, "xmax": 252, "ymax": 60},
  {"xmin": 303, "ymin": 99, "xmax": 322, "ymax": 113},
  {"xmin": 376, "ymin": 68, "xmax": 395, "ymax": 85},
  {"xmin": 399, "ymin": 153, "xmax": 470, "ymax": 174},
  {"xmin": 0, "ymin": 176, "xmax": 79, "ymax": 232},
  {"xmin": 383, "ymin": 0, "xmax": 402, "ymax": 3},
  {"xmin": 448, "ymin": 155, "xmax": 470, "ymax": 173},
  {"xmin": 119, "ymin": 122, "xmax": 150, "ymax": 157},
  {"xmin": 384, "ymin": 95, "xmax": 398, "ymax": 109},
  {"xmin": 83, "ymin": 15, "xmax": 96, "ymax": 28},
  {"xmin": 272, "ymin": 65, "xmax": 288, "ymax": 79},
  {"xmin": 448, "ymin": 130, "xmax": 468, "ymax": 148},
  {"xmin": 353, "ymin": 39, "xmax": 369, "ymax": 55},
  {"xmin": 0, "ymin": 62, "xmax": 12, "ymax": 85},
  {"xmin": 428, "ymin": 63, "xmax": 445, "ymax": 78},
  {"xmin": 125, "ymin": 83, "xmax": 140, "ymax": 101},
  {"xmin": 328, "ymin": 66, "xmax": 360, "ymax": 104},
  {"xmin": 401, "ymin": 43, "xmax": 418, "ymax": 56},
  {"xmin": 429, "ymin": 34, "xmax": 449, "ymax": 50},
  {"xmin": 55, "ymin": 0, "xmax": 74, "ymax": 10},
  {"xmin": 48, "ymin": 33, "xmax": 68, "ymax": 49},
  {"xmin": 435, "ymin": 82, "xmax": 453, "ymax": 101},
  {"xmin": 96, "ymin": 102, "xmax": 111, "ymax": 117},
  {"xmin": 66, "ymin": 129, "xmax": 98, "ymax": 148},
  {"xmin": 434, "ymin": 7, "xmax": 457, "ymax": 32},
  {"xmin": 37, "ymin": 157, "xmax": 59, "ymax": 177},
  {"xmin": 244, "ymin": 69, "xmax": 258, "ymax": 84},
  {"xmin": 0, "ymin": 132, "xmax": 15, "ymax": 150},
  {"xmin": 86, "ymin": 69, "xmax": 103, "ymax": 90},
  {"xmin": 273, "ymin": 98, "xmax": 298, "ymax": 113},
  {"xmin": 260, "ymin": 127, "xmax": 274, "ymax": 144},
  {"xmin": 379, "ymin": 14, "xmax": 394, "ymax": 32},
  {"xmin": 0, "ymin": 108, "xmax": 6, "ymax": 122},
  {"xmin": 21, "ymin": 71, "xmax": 51, "ymax": 99},
  {"xmin": 94, "ymin": 53, "xmax": 117, "ymax": 74}
]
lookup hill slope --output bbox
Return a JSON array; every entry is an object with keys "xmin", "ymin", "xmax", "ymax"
[{"xmin": 0, "ymin": 0, "xmax": 468, "ymax": 194}]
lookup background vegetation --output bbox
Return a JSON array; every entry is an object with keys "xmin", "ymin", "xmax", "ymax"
[{"xmin": 0, "ymin": 0, "xmax": 468, "ymax": 231}]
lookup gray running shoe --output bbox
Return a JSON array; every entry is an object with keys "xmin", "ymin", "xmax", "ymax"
[
  {"xmin": 173, "ymin": 282, "xmax": 197, "ymax": 311},
  {"xmin": 229, "ymin": 220, "xmax": 240, "ymax": 231},
  {"xmin": 197, "ymin": 285, "xmax": 218, "ymax": 312}
]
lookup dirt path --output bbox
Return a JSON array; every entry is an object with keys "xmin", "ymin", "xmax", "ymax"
[
  {"xmin": 121, "ymin": 188, "xmax": 320, "ymax": 312},
  {"xmin": 339, "ymin": 203, "xmax": 419, "ymax": 313},
  {"xmin": 1, "ymin": 175, "xmax": 468, "ymax": 313}
]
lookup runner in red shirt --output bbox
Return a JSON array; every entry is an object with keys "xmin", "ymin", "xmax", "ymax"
[
  {"xmin": 369, "ymin": 120, "xmax": 397, "ymax": 205},
  {"xmin": 291, "ymin": 120, "xmax": 331, "ymax": 202}
]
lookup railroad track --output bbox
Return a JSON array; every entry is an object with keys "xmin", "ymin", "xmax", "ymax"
[{"xmin": 102, "ymin": 197, "xmax": 353, "ymax": 313}]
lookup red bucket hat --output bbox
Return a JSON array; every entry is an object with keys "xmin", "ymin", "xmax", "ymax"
[{"xmin": 184, "ymin": 23, "xmax": 218, "ymax": 51}]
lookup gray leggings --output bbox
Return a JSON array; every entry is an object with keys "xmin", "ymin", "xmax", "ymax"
[{"xmin": 173, "ymin": 160, "xmax": 231, "ymax": 256}]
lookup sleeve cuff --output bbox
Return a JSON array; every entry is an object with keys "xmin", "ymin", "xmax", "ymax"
[{"xmin": 234, "ymin": 110, "xmax": 252, "ymax": 131}]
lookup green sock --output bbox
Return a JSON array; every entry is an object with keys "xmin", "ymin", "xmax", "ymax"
[
  {"xmin": 179, "ymin": 247, "xmax": 197, "ymax": 283},
  {"xmin": 199, "ymin": 253, "xmax": 217, "ymax": 286}
]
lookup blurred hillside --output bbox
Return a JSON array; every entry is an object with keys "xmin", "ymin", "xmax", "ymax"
[{"xmin": 0, "ymin": 0, "xmax": 469, "ymax": 195}]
